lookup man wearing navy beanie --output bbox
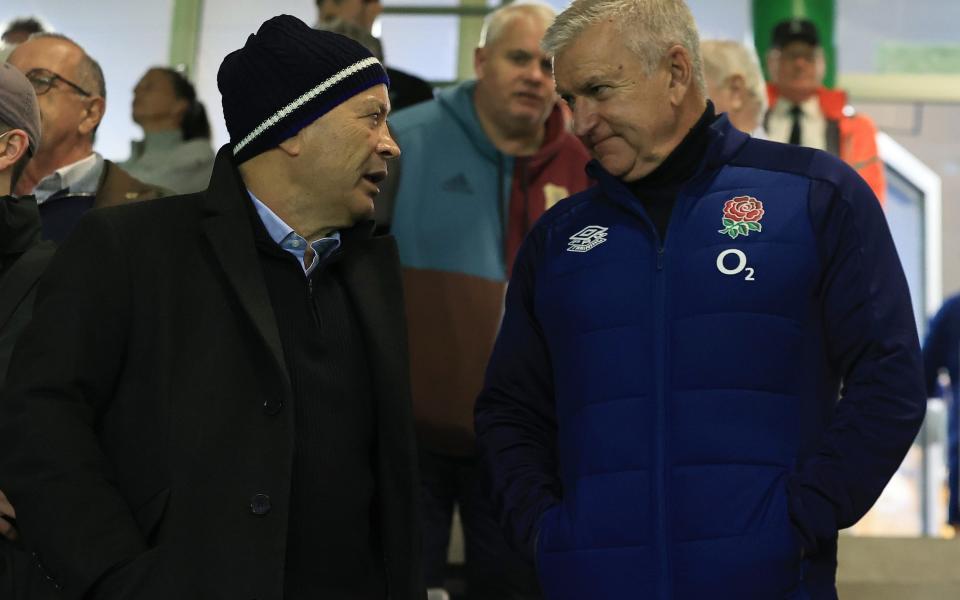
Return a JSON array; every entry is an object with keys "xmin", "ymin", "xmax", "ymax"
[{"xmin": 0, "ymin": 14, "xmax": 422, "ymax": 599}]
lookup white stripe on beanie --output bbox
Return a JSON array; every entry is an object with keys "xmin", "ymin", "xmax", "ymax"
[{"xmin": 233, "ymin": 56, "xmax": 382, "ymax": 155}]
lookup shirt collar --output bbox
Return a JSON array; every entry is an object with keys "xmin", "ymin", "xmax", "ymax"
[
  {"xmin": 247, "ymin": 190, "xmax": 341, "ymax": 276},
  {"xmin": 34, "ymin": 153, "xmax": 103, "ymax": 204},
  {"xmin": 774, "ymin": 95, "xmax": 821, "ymax": 119}
]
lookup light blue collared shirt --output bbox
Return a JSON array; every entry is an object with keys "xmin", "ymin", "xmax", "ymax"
[
  {"xmin": 248, "ymin": 191, "xmax": 341, "ymax": 276},
  {"xmin": 34, "ymin": 153, "xmax": 103, "ymax": 204}
]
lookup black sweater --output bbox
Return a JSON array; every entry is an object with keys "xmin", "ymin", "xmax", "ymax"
[{"xmin": 251, "ymin": 211, "xmax": 386, "ymax": 599}]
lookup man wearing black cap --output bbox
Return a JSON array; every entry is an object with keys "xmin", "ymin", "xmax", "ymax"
[
  {"xmin": 0, "ymin": 62, "xmax": 50, "ymax": 386},
  {"xmin": 0, "ymin": 60, "xmax": 62, "ymax": 600},
  {"xmin": 0, "ymin": 15, "xmax": 421, "ymax": 600},
  {"xmin": 765, "ymin": 17, "xmax": 886, "ymax": 202}
]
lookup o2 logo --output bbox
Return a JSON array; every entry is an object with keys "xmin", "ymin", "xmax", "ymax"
[{"xmin": 716, "ymin": 249, "xmax": 755, "ymax": 281}]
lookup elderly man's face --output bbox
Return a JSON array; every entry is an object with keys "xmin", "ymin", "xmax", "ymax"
[
  {"xmin": 8, "ymin": 37, "xmax": 98, "ymax": 163},
  {"xmin": 554, "ymin": 21, "xmax": 677, "ymax": 181},
  {"xmin": 770, "ymin": 41, "xmax": 822, "ymax": 102},
  {"xmin": 475, "ymin": 15, "xmax": 556, "ymax": 132},
  {"xmin": 289, "ymin": 84, "xmax": 399, "ymax": 228}
]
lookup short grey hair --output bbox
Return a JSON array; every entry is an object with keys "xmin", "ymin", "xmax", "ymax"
[
  {"xmin": 479, "ymin": 1, "xmax": 556, "ymax": 49},
  {"xmin": 701, "ymin": 39, "xmax": 768, "ymax": 115},
  {"xmin": 543, "ymin": 0, "xmax": 704, "ymax": 93},
  {"xmin": 30, "ymin": 32, "xmax": 106, "ymax": 98}
]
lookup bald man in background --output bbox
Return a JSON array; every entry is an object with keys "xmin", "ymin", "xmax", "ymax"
[{"xmin": 7, "ymin": 33, "xmax": 166, "ymax": 242}]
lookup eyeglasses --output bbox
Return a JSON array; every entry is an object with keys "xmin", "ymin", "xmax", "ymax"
[
  {"xmin": 25, "ymin": 68, "xmax": 92, "ymax": 97},
  {"xmin": 779, "ymin": 47, "xmax": 822, "ymax": 63}
]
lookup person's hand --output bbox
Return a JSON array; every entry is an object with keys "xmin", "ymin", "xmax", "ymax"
[{"xmin": 0, "ymin": 489, "xmax": 19, "ymax": 542}]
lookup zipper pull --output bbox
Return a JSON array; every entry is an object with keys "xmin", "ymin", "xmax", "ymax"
[
  {"xmin": 307, "ymin": 277, "xmax": 321, "ymax": 328},
  {"xmin": 657, "ymin": 246, "xmax": 665, "ymax": 270}
]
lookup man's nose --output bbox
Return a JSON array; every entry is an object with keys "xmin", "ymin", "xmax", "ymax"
[
  {"xmin": 523, "ymin": 60, "xmax": 549, "ymax": 86},
  {"xmin": 378, "ymin": 126, "xmax": 400, "ymax": 159},
  {"xmin": 571, "ymin": 99, "xmax": 597, "ymax": 139}
]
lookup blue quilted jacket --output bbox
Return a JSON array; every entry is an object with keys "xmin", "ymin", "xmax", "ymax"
[
  {"xmin": 475, "ymin": 117, "xmax": 926, "ymax": 599},
  {"xmin": 922, "ymin": 294, "xmax": 960, "ymax": 524}
]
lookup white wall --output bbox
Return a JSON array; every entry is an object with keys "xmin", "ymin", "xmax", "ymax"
[
  {"xmin": 1, "ymin": 0, "xmax": 173, "ymax": 162},
  {"xmin": 194, "ymin": 0, "xmax": 316, "ymax": 153}
]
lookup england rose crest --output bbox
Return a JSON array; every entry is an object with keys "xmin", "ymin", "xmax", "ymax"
[{"xmin": 718, "ymin": 196, "xmax": 764, "ymax": 239}]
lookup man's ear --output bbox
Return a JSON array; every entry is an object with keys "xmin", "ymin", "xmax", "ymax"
[
  {"xmin": 474, "ymin": 46, "xmax": 487, "ymax": 79},
  {"xmin": 78, "ymin": 96, "xmax": 106, "ymax": 136},
  {"xmin": 766, "ymin": 49, "xmax": 780, "ymax": 83},
  {"xmin": 171, "ymin": 97, "xmax": 190, "ymax": 125},
  {"xmin": 278, "ymin": 133, "xmax": 303, "ymax": 157},
  {"xmin": 815, "ymin": 49, "xmax": 826, "ymax": 84},
  {"xmin": 726, "ymin": 73, "xmax": 746, "ymax": 111},
  {"xmin": 666, "ymin": 44, "xmax": 693, "ymax": 105},
  {"xmin": 0, "ymin": 130, "xmax": 29, "ymax": 171}
]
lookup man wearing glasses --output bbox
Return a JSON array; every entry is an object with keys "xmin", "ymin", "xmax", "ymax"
[
  {"xmin": 764, "ymin": 18, "xmax": 885, "ymax": 204},
  {"xmin": 6, "ymin": 33, "xmax": 166, "ymax": 242}
]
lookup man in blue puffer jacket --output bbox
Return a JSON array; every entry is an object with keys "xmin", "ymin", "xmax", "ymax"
[
  {"xmin": 923, "ymin": 293, "xmax": 960, "ymax": 530},
  {"xmin": 474, "ymin": 0, "xmax": 927, "ymax": 598}
]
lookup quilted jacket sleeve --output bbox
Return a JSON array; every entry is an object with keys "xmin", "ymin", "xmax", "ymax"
[
  {"xmin": 474, "ymin": 227, "xmax": 561, "ymax": 561},
  {"xmin": 789, "ymin": 159, "xmax": 926, "ymax": 555}
]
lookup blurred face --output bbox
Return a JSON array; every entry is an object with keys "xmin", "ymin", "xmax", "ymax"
[
  {"xmin": 769, "ymin": 41, "xmax": 823, "ymax": 103},
  {"xmin": 554, "ymin": 21, "xmax": 677, "ymax": 182},
  {"xmin": 2, "ymin": 29, "xmax": 32, "ymax": 45},
  {"xmin": 132, "ymin": 69, "xmax": 186, "ymax": 128},
  {"xmin": 359, "ymin": 0, "xmax": 383, "ymax": 33},
  {"xmin": 324, "ymin": 0, "xmax": 365, "ymax": 25},
  {"xmin": 290, "ymin": 84, "xmax": 399, "ymax": 228},
  {"xmin": 474, "ymin": 15, "xmax": 556, "ymax": 135},
  {"xmin": 7, "ymin": 37, "xmax": 101, "ymax": 164},
  {"xmin": 706, "ymin": 73, "xmax": 755, "ymax": 134},
  {"xmin": 706, "ymin": 75, "xmax": 732, "ymax": 115}
]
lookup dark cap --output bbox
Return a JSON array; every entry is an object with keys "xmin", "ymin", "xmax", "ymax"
[
  {"xmin": 771, "ymin": 18, "xmax": 820, "ymax": 49},
  {"xmin": 218, "ymin": 14, "xmax": 389, "ymax": 164},
  {"xmin": 0, "ymin": 63, "xmax": 41, "ymax": 157}
]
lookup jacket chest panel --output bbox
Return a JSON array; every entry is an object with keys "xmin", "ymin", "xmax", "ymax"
[
  {"xmin": 536, "ymin": 210, "xmax": 657, "ymax": 443},
  {"xmin": 666, "ymin": 182, "xmax": 819, "ymax": 397}
]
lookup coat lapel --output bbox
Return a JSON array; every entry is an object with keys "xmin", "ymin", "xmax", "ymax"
[
  {"xmin": 336, "ymin": 233, "xmax": 406, "ymax": 358},
  {"xmin": 335, "ymin": 233, "xmax": 423, "ymax": 598},
  {"xmin": 0, "ymin": 241, "xmax": 56, "ymax": 330},
  {"xmin": 200, "ymin": 147, "xmax": 291, "ymax": 393}
]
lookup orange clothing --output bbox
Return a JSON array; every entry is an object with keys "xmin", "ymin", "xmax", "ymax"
[{"xmin": 768, "ymin": 85, "xmax": 885, "ymax": 205}]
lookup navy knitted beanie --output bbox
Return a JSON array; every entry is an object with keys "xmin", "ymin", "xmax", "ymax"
[{"xmin": 218, "ymin": 14, "xmax": 389, "ymax": 164}]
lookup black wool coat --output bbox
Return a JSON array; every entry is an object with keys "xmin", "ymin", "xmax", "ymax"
[{"xmin": 0, "ymin": 148, "xmax": 423, "ymax": 600}]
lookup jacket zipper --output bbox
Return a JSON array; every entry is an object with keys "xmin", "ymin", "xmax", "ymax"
[
  {"xmin": 623, "ymin": 193, "xmax": 672, "ymax": 598},
  {"xmin": 653, "ymin": 231, "xmax": 670, "ymax": 600},
  {"xmin": 307, "ymin": 275, "xmax": 321, "ymax": 329}
]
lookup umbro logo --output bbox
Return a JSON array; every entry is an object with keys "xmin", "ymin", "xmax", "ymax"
[
  {"xmin": 441, "ymin": 173, "xmax": 473, "ymax": 194},
  {"xmin": 567, "ymin": 225, "xmax": 609, "ymax": 253}
]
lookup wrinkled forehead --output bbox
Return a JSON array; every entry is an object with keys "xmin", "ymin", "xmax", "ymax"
[
  {"xmin": 338, "ymin": 83, "xmax": 392, "ymax": 115},
  {"xmin": 9, "ymin": 37, "xmax": 83, "ymax": 77},
  {"xmin": 553, "ymin": 25, "xmax": 624, "ymax": 88}
]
